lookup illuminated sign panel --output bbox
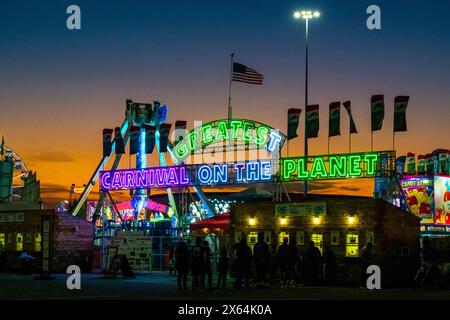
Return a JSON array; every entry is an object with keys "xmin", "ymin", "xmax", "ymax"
[
  {"xmin": 280, "ymin": 152, "xmax": 382, "ymax": 181},
  {"xmin": 434, "ymin": 176, "xmax": 450, "ymax": 225},
  {"xmin": 100, "ymin": 151, "xmax": 393, "ymax": 191},
  {"xmin": 172, "ymin": 119, "xmax": 286, "ymax": 161},
  {"xmin": 400, "ymin": 175, "xmax": 434, "ymax": 221}
]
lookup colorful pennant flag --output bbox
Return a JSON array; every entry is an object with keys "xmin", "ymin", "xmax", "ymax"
[
  {"xmin": 343, "ymin": 101, "xmax": 358, "ymax": 134},
  {"xmin": 394, "ymin": 96, "xmax": 409, "ymax": 132},
  {"xmin": 287, "ymin": 108, "xmax": 302, "ymax": 140},
  {"xmin": 102, "ymin": 129, "xmax": 114, "ymax": 157},
  {"xmin": 371, "ymin": 95, "xmax": 385, "ymax": 131},
  {"xmin": 144, "ymin": 125, "xmax": 156, "ymax": 154},
  {"xmin": 306, "ymin": 105, "xmax": 319, "ymax": 139},
  {"xmin": 129, "ymin": 126, "xmax": 141, "ymax": 155},
  {"xmin": 158, "ymin": 123, "xmax": 172, "ymax": 153},
  {"xmin": 328, "ymin": 102, "xmax": 341, "ymax": 137},
  {"xmin": 114, "ymin": 127, "xmax": 125, "ymax": 154}
]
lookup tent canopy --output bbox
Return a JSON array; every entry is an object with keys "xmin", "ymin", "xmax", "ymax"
[
  {"xmin": 230, "ymin": 186, "xmax": 273, "ymax": 200},
  {"xmin": 190, "ymin": 213, "xmax": 230, "ymax": 231}
]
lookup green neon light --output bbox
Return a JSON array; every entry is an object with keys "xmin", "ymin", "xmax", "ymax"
[
  {"xmin": 215, "ymin": 120, "xmax": 229, "ymax": 141},
  {"xmin": 311, "ymin": 157, "xmax": 328, "ymax": 178},
  {"xmin": 297, "ymin": 158, "xmax": 309, "ymax": 179},
  {"xmin": 364, "ymin": 154, "xmax": 378, "ymax": 175},
  {"xmin": 283, "ymin": 159, "xmax": 296, "ymax": 180},
  {"xmin": 230, "ymin": 120, "xmax": 243, "ymax": 140},
  {"xmin": 348, "ymin": 155, "xmax": 362, "ymax": 176},
  {"xmin": 202, "ymin": 123, "xmax": 214, "ymax": 145},
  {"xmin": 172, "ymin": 118, "xmax": 286, "ymax": 161},
  {"xmin": 279, "ymin": 151, "xmax": 387, "ymax": 181},
  {"xmin": 329, "ymin": 156, "xmax": 347, "ymax": 177},
  {"xmin": 243, "ymin": 121, "xmax": 255, "ymax": 142}
]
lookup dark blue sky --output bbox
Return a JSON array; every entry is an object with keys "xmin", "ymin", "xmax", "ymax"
[{"xmin": 0, "ymin": 0, "xmax": 449, "ymax": 198}]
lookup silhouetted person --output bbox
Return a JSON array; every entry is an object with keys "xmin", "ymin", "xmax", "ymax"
[
  {"xmin": 120, "ymin": 254, "xmax": 135, "ymax": 278},
  {"xmin": 360, "ymin": 242, "xmax": 373, "ymax": 288},
  {"xmin": 190, "ymin": 237, "xmax": 205, "ymax": 290},
  {"xmin": 175, "ymin": 241, "xmax": 190, "ymax": 289},
  {"xmin": 287, "ymin": 238, "xmax": 299, "ymax": 287},
  {"xmin": 234, "ymin": 238, "xmax": 252, "ymax": 289},
  {"xmin": 20, "ymin": 251, "xmax": 35, "ymax": 275},
  {"xmin": 217, "ymin": 248, "xmax": 229, "ymax": 290},
  {"xmin": 168, "ymin": 244, "xmax": 176, "ymax": 276},
  {"xmin": 269, "ymin": 243, "xmax": 278, "ymax": 285},
  {"xmin": 277, "ymin": 237, "xmax": 289, "ymax": 287},
  {"xmin": 202, "ymin": 240, "xmax": 213, "ymax": 291},
  {"xmin": 323, "ymin": 245, "xmax": 337, "ymax": 285},
  {"xmin": 303, "ymin": 241, "xmax": 321, "ymax": 286},
  {"xmin": 253, "ymin": 232, "xmax": 270, "ymax": 288}
]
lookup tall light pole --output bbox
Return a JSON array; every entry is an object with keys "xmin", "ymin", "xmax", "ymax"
[{"xmin": 294, "ymin": 10, "xmax": 320, "ymax": 197}]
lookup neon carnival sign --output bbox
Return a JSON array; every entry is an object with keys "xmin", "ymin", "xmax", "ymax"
[
  {"xmin": 171, "ymin": 119, "xmax": 286, "ymax": 161},
  {"xmin": 280, "ymin": 151, "xmax": 384, "ymax": 181},
  {"xmin": 99, "ymin": 151, "xmax": 393, "ymax": 191}
]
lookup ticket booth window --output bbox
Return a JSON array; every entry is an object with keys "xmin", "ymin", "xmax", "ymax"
[
  {"xmin": 16, "ymin": 233, "xmax": 23, "ymax": 252},
  {"xmin": 247, "ymin": 232, "xmax": 258, "ymax": 250},
  {"xmin": 311, "ymin": 233, "xmax": 323, "ymax": 254},
  {"xmin": 278, "ymin": 232, "xmax": 289, "ymax": 245},
  {"xmin": 34, "ymin": 233, "xmax": 42, "ymax": 252},
  {"xmin": 0, "ymin": 233, "xmax": 5, "ymax": 247},
  {"xmin": 346, "ymin": 232, "xmax": 359, "ymax": 257}
]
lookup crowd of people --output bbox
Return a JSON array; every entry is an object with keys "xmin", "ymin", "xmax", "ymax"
[{"xmin": 170, "ymin": 232, "xmax": 374, "ymax": 290}]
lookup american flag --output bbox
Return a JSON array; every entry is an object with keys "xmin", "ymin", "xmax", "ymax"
[{"xmin": 232, "ymin": 62, "xmax": 264, "ymax": 85}]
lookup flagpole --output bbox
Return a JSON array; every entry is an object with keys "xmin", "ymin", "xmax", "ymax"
[
  {"xmin": 227, "ymin": 53, "xmax": 235, "ymax": 120},
  {"xmin": 371, "ymin": 131, "xmax": 373, "ymax": 152},
  {"xmin": 393, "ymin": 132, "xmax": 395, "ymax": 151},
  {"xmin": 349, "ymin": 133, "xmax": 352, "ymax": 153},
  {"xmin": 327, "ymin": 137, "xmax": 330, "ymax": 155}
]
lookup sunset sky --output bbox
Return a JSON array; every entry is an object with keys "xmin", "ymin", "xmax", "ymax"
[{"xmin": 1, "ymin": 1, "xmax": 449, "ymax": 205}]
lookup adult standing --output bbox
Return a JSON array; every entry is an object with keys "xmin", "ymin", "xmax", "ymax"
[
  {"xmin": 277, "ymin": 238, "xmax": 289, "ymax": 287},
  {"xmin": 323, "ymin": 245, "xmax": 337, "ymax": 285},
  {"xmin": 202, "ymin": 240, "xmax": 213, "ymax": 291},
  {"xmin": 303, "ymin": 241, "xmax": 321, "ymax": 286},
  {"xmin": 233, "ymin": 238, "xmax": 252, "ymax": 289},
  {"xmin": 253, "ymin": 232, "xmax": 270, "ymax": 288},
  {"xmin": 174, "ymin": 241, "xmax": 190, "ymax": 289},
  {"xmin": 190, "ymin": 237, "xmax": 205, "ymax": 290},
  {"xmin": 287, "ymin": 238, "xmax": 299, "ymax": 287}
]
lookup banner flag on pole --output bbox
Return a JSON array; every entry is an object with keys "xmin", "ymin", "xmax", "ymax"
[
  {"xmin": 394, "ymin": 96, "xmax": 409, "ymax": 132},
  {"xmin": 158, "ymin": 123, "xmax": 172, "ymax": 153},
  {"xmin": 328, "ymin": 102, "xmax": 341, "ymax": 137},
  {"xmin": 371, "ymin": 95, "xmax": 385, "ymax": 131},
  {"xmin": 287, "ymin": 108, "xmax": 302, "ymax": 140},
  {"xmin": 114, "ymin": 127, "xmax": 125, "ymax": 154},
  {"xmin": 343, "ymin": 101, "xmax": 358, "ymax": 134},
  {"xmin": 102, "ymin": 129, "xmax": 114, "ymax": 157},
  {"xmin": 129, "ymin": 126, "xmax": 141, "ymax": 155},
  {"xmin": 232, "ymin": 62, "xmax": 264, "ymax": 85},
  {"xmin": 175, "ymin": 120, "xmax": 187, "ymax": 142},
  {"xmin": 306, "ymin": 104, "xmax": 320, "ymax": 139},
  {"xmin": 144, "ymin": 125, "xmax": 156, "ymax": 154}
]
